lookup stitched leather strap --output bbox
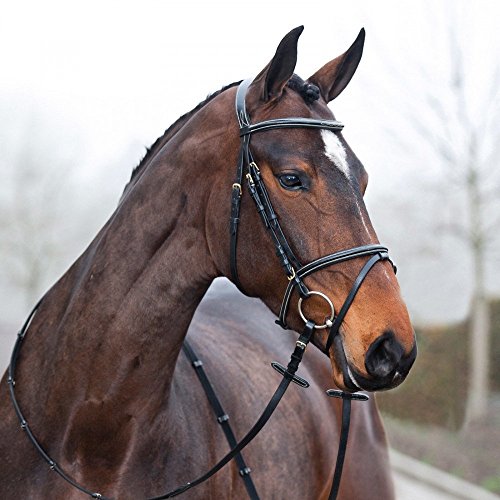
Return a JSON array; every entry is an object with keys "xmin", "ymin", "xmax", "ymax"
[
  {"xmin": 230, "ymin": 78, "xmax": 344, "ymax": 298},
  {"xmin": 331, "ymin": 397, "xmax": 351, "ymax": 500},
  {"xmin": 230, "ymin": 78, "xmax": 395, "ymax": 335},
  {"xmin": 8, "ymin": 297, "xmax": 112, "ymax": 500},
  {"xmin": 245, "ymin": 160, "xmax": 306, "ymax": 293},
  {"xmin": 324, "ymin": 253, "xmax": 385, "ymax": 354},
  {"xmin": 325, "ymin": 390, "xmax": 369, "ymax": 500},
  {"xmin": 9, "ymin": 313, "xmax": 315, "ymax": 500},
  {"xmin": 240, "ymin": 118, "xmax": 344, "ymax": 136},
  {"xmin": 182, "ymin": 340, "xmax": 259, "ymax": 500},
  {"xmin": 236, "ymin": 78, "xmax": 344, "ymax": 135},
  {"xmin": 276, "ymin": 245, "xmax": 390, "ymax": 329},
  {"xmin": 152, "ymin": 321, "xmax": 315, "ymax": 499}
]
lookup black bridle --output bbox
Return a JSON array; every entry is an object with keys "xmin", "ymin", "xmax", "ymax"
[
  {"xmin": 230, "ymin": 78, "xmax": 393, "ymax": 353},
  {"xmin": 7, "ymin": 78, "xmax": 395, "ymax": 500}
]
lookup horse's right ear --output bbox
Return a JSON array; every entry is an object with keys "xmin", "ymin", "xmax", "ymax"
[{"xmin": 250, "ymin": 26, "xmax": 304, "ymax": 102}]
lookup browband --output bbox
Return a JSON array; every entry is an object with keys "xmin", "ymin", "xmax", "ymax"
[
  {"xmin": 236, "ymin": 78, "xmax": 344, "ymax": 135},
  {"xmin": 240, "ymin": 118, "xmax": 344, "ymax": 136}
]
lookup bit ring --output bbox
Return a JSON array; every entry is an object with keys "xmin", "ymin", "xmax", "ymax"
[{"xmin": 298, "ymin": 291, "xmax": 335, "ymax": 330}]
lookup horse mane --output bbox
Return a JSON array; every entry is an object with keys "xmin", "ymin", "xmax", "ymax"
[
  {"xmin": 127, "ymin": 75, "xmax": 319, "ymax": 184},
  {"xmin": 128, "ymin": 81, "xmax": 241, "ymax": 183}
]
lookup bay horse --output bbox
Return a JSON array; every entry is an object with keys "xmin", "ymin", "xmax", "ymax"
[{"xmin": 0, "ymin": 26, "xmax": 416, "ymax": 499}]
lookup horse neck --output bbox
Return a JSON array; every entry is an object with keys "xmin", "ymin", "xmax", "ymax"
[{"xmin": 16, "ymin": 116, "xmax": 227, "ymax": 439}]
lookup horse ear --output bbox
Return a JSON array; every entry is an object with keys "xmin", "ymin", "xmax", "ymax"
[
  {"xmin": 252, "ymin": 26, "xmax": 304, "ymax": 102},
  {"xmin": 308, "ymin": 28, "xmax": 365, "ymax": 102}
]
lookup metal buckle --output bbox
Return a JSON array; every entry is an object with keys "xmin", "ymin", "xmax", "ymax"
[
  {"xmin": 239, "ymin": 466, "xmax": 252, "ymax": 476},
  {"xmin": 297, "ymin": 290, "xmax": 335, "ymax": 330},
  {"xmin": 296, "ymin": 340, "xmax": 307, "ymax": 350},
  {"xmin": 217, "ymin": 414, "xmax": 229, "ymax": 424},
  {"xmin": 232, "ymin": 183, "xmax": 242, "ymax": 196},
  {"xmin": 287, "ymin": 267, "xmax": 296, "ymax": 281}
]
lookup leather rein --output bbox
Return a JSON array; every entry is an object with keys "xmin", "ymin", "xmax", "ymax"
[{"xmin": 7, "ymin": 78, "xmax": 395, "ymax": 499}]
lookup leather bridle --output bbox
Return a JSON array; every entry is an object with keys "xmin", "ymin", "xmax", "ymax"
[
  {"xmin": 230, "ymin": 78, "xmax": 393, "ymax": 353},
  {"xmin": 7, "ymin": 78, "xmax": 396, "ymax": 500}
]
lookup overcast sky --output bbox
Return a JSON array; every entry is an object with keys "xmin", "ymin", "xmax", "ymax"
[{"xmin": 1, "ymin": 0, "xmax": 499, "ymax": 325}]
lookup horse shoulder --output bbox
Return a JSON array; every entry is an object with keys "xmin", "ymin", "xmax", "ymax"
[{"xmin": 172, "ymin": 282, "xmax": 394, "ymax": 499}]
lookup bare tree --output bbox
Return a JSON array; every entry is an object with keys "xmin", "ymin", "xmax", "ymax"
[
  {"xmin": 0, "ymin": 105, "xmax": 142, "ymax": 325},
  {"xmin": 385, "ymin": 24, "xmax": 500, "ymax": 426},
  {"xmin": 0, "ymin": 111, "xmax": 84, "ymax": 315}
]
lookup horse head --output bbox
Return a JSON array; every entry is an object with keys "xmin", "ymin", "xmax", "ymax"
[{"xmin": 204, "ymin": 27, "xmax": 416, "ymax": 392}]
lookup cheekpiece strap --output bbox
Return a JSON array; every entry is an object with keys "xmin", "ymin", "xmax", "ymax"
[{"xmin": 231, "ymin": 78, "xmax": 345, "ymax": 299}]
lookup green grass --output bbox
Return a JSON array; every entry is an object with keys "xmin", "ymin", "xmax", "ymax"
[{"xmin": 481, "ymin": 475, "xmax": 500, "ymax": 493}]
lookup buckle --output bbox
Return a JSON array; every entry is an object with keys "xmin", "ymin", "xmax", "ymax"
[
  {"xmin": 239, "ymin": 466, "xmax": 252, "ymax": 476},
  {"xmin": 217, "ymin": 414, "xmax": 229, "ymax": 424},
  {"xmin": 295, "ymin": 340, "xmax": 307, "ymax": 350}
]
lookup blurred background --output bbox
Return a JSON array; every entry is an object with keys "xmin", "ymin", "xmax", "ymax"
[{"xmin": 1, "ymin": 0, "xmax": 499, "ymax": 496}]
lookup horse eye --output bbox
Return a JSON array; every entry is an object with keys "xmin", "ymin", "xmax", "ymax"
[{"xmin": 278, "ymin": 174, "xmax": 303, "ymax": 191}]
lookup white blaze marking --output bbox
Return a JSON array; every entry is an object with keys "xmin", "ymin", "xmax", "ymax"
[
  {"xmin": 321, "ymin": 129, "xmax": 373, "ymax": 238},
  {"xmin": 321, "ymin": 129, "xmax": 349, "ymax": 178}
]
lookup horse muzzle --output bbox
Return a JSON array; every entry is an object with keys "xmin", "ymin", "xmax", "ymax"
[{"xmin": 332, "ymin": 332, "xmax": 417, "ymax": 392}]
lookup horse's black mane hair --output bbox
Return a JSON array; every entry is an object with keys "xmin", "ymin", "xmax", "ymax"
[
  {"xmin": 129, "ymin": 75, "xmax": 320, "ymax": 182},
  {"xmin": 288, "ymin": 74, "xmax": 321, "ymax": 104}
]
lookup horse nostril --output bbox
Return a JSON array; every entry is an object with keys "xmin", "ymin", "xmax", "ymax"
[{"xmin": 365, "ymin": 331, "xmax": 404, "ymax": 379}]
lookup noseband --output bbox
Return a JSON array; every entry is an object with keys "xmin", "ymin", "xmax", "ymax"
[
  {"xmin": 7, "ymin": 78, "xmax": 396, "ymax": 500},
  {"xmin": 230, "ymin": 78, "xmax": 393, "ymax": 353}
]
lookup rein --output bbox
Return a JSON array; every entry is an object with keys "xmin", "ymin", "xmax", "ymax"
[
  {"xmin": 7, "ymin": 77, "xmax": 395, "ymax": 499},
  {"xmin": 182, "ymin": 340, "xmax": 258, "ymax": 499}
]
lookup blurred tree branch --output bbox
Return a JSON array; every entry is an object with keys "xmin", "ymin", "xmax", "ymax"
[
  {"xmin": 386, "ymin": 11, "xmax": 500, "ymax": 427},
  {"xmin": 0, "ymin": 112, "xmax": 81, "ymax": 310}
]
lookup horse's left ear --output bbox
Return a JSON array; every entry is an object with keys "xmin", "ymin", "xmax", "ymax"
[
  {"xmin": 308, "ymin": 28, "xmax": 365, "ymax": 102},
  {"xmin": 251, "ymin": 26, "xmax": 304, "ymax": 102}
]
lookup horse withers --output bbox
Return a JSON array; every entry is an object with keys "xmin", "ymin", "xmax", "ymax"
[{"xmin": 0, "ymin": 26, "xmax": 416, "ymax": 499}]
